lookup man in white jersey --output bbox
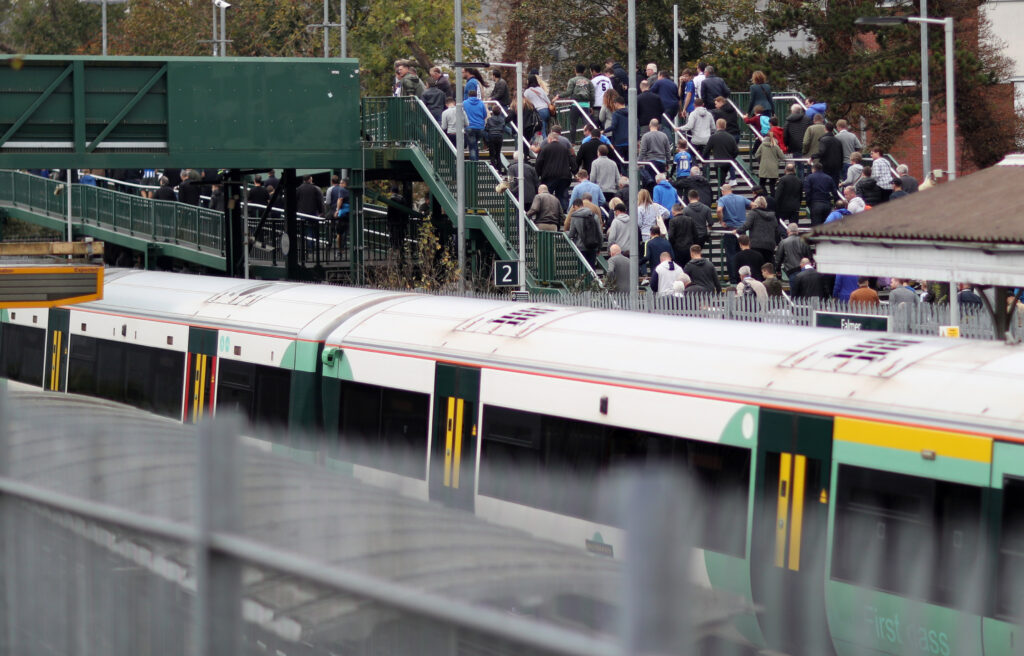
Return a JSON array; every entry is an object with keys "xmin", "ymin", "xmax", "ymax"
[{"xmin": 590, "ymin": 63, "xmax": 612, "ymax": 110}]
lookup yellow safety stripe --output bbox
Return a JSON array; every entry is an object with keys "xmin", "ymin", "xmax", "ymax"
[
  {"xmin": 49, "ymin": 330, "xmax": 62, "ymax": 391},
  {"xmin": 192, "ymin": 354, "xmax": 207, "ymax": 423},
  {"xmin": 452, "ymin": 399, "xmax": 465, "ymax": 489},
  {"xmin": 443, "ymin": 396, "xmax": 455, "ymax": 487},
  {"xmin": 788, "ymin": 455, "xmax": 806, "ymax": 571},
  {"xmin": 835, "ymin": 417, "xmax": 992, "ymax": 463},
  {"xmin": 774, "ymin": 452, "xmax": 792, "ymax": 568}
]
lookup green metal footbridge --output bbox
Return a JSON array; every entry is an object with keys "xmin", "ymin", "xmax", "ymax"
[{"xmin": 0, "ymin": 55, "xmax": 597, "ymax": 291}]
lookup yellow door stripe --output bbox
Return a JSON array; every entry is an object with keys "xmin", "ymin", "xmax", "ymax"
[
  {"xmin": 774, "ymin": 452, "xmax": 792, "ymax": 568},
  {"xmin": 788, "ymin": 454, "xmax": 806, "ymax": 571},
  {"xmin": 49, "ymin": 330, "xmax": 62, "ymax": 391},
  {"xmin": 191, "ymin": 354, "xmax": 206, "ymax": 423},
  {"xmin": 197, "ymin": 354, "xmax": 208, "ymax": 420},
  {"xmin": 443, "ymin": 396, "xmax": 455, "ymax": 487},
  {"xmin": 835, "ymin": 417, "xmax": 991, "ymax": 463},
  {"xmin": 452, "ymin": 398, "xmax": 465, "ymax": 489}
]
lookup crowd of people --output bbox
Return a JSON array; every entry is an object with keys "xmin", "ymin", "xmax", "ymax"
[{"xmin": 393, "ymin": 56, "xmax": 955, "ymax": 302}]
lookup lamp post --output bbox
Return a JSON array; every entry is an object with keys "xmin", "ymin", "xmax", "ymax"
[
  {"xmin": 627, "ymin": 0, "xmax": 638, "ymax": 308},
  {"xmin": 855, "ymin": 14, "xmax": 956, "ymax": 181},
  {"xmin": 79, "ymin": 0, "xmax": 128, "ymax": 56},
  {"xmin": 454, "ymin": 0, "xmax": 465, "ymax": 292}
]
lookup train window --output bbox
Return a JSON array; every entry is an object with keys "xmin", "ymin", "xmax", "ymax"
[
  {"xmin": 831, "ymin": 465, "xmax": 984, "ymax": 611},
  {"xmin": 216, "ymin": 360, "xmax": 291, "ymax": 427},
  {"xmin": 479, "ymin": 405, "xmax": 751, "ymax": 556},
  {"xmin": 996, "ymin": 477, "xmax": 1024, "ymax": 620},
  {"xmin": 67, "ymin": 335, "xmax": 184, "ymax": 419},
  {"xmin": 0, "ymin": 324, "xmax": 46, "ymax": 387},
  {"xmin": 336, "ymin": 380, "xmax": 429, "ymax": 480}
]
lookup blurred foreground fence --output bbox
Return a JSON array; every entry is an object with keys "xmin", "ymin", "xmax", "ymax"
[{"xmin": 0, "ymin": 388, "xmax": 747, "ymax": 656}]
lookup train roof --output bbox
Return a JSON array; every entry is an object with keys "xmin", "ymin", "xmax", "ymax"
[
  {"xmin": 84, "ymin": 270, "xmax": 409, "ymax": 341},
  {"xmin": 80, "ymin": 271, "xmax": 1024, "ymax": 440},
  {"xmin": 328, "ymin": 294, "xmax": 1024, "ymax": 440}
]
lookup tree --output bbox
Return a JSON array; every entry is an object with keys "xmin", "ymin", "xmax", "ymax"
[
  {"xmin": 0, "ymin": 0, "xmax": 114, "ymax": 55},
  {"xmin": 736, "ymin": 0, "xmax": 1019, "ymax": 170},
  {"xmin": 110, "ymin": 0, "xmax": 481, "ymax": 97},
  {"xmin": 506, "ymin": 0, "xmax": 757, "ymax": 88}
]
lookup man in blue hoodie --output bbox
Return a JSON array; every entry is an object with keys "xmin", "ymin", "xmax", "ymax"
[
  {"xmin": 463, "ymin": 88, "xmax": 487, "ymax": 161},
  {"xmin": 652, "ymin": 173, "xmax": 676, "ymax": 210}
]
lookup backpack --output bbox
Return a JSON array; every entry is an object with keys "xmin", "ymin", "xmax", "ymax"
[
  {"xmin": 580, "ymin": 214, "xmax": 602, "ymax": 250},
  {"xmin": 741, "ymin": 278, "xmax": 757, "ymax": 298},
  {"xmin": 571, "ymin": 77, "xmax": 594, "ymax": 103}
]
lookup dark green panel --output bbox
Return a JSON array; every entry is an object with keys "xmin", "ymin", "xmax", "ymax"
[
  {"xmin": 758, "ymin": 408, "xmax": 834, "ymax": 462},
  {"xmin": 188, "ymin": 326, "xmax": 217, "ymax": 356},
  {"xmin": 288, "ymin": 367, "xmax": 321, "ymax": 433},
  {"xmin": 0, "ymin": 55, "xmax": 361, "ymax": 169},
  {"xmin": 321, "ymin": 377, "xmax": 342, "ymax": 437}
]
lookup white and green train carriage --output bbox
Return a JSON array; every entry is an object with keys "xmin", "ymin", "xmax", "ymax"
[{"xmin": 2, "ymin": 269, "xmax": 1024, "ymax": 656}]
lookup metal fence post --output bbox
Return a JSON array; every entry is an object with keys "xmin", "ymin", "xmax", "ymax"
[
  {"xmin": 194, "ymin": 415, "xmax": 242, "ymax": 656},
  {"xmin": 0, "ymin": 389, "xmax": 15, "ymax": 654}
]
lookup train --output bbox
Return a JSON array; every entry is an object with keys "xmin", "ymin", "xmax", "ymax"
[{"xmin": 2, "ymin": 268, "xmax": 1023, "ymax": 656}]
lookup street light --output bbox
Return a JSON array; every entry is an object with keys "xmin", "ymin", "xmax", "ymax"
[
  {"xmin": 214, "ymin": 0, "xmax": 231, "ymax": 57},
  {"xmin": 79, "ymin": 0, "xmax": 128, "ymax": 56},
  {"xmin": 855, "ymin": 13, "xmax": 956, "ymax": 181}
]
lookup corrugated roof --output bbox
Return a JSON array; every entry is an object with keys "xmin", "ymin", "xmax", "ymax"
[{"xmin": 810, "ymin": 163, "xmax": 1024, "ymax": 244}]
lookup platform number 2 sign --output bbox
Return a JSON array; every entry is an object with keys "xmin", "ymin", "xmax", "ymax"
[{"xmin": 493, "ymin": 260, "xmax": 519, "ymax": 287}]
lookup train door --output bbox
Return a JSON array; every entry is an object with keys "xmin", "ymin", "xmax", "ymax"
[
  {"xmin": 750, "ymin": 409, "xmax": 835, "ymax": 656},
  {"xmin": 45, "ymin": 308, "xmax": 70, "ymax": 392},
  {"xmin": 184, "ymin": 327, "xmax": 217, "ymax": 423},
  {"xmin": 429, "ymin": 363, "xmax": 480, "ymax": 511}
]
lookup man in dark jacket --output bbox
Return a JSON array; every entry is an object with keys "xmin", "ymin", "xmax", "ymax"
[
  {"xmin": 855, "ymin": 163, "xmax": 884, "ymax": 206},
  {"xmin": 816, "ymin": 124, "xmax": 844, "ymax": 185},
  {"xmin": 699, "ymin": 65, "xmax": 730, "ymax": 103},
  {"xmin": 803, "ymin": 162, "xmax": 837, "ymax": 226},
  {"xmin": 535, "ymin": 132, "xmax": 575, "ymax": 210},
  {"xmin": 789, "ymin": 258, "xmax": 829, "ymax": 299},
  {"xmin": 706, "ymin": 119, "xmax": 739, "ymax": 189},
  {"xmin": 296, "ymin": 176, "xmax": 324, "ymax": 217},
  {"xmin": 682, "ymin": 189, "xmax": 715, "ymax": 252},
  {"xmin": 683, "ymin": 244, "xmax": 721, "ymax": 293},
  {"xmin": 421, "ymin": 77, "xmax": 448, "ymax": 124},
  {"xmin": 177, "ymin": 170, "xmax": 201, "ymax": 206},
  {"xmin": 576, "ymin": 124, "xmax": 604, "ymax": 175},
  {"xmin": 247, "ymin": 175, "xmax": 270, "ymax": 216},
  {"xmin": 774, "ymin": 164, "xmax": 802, "ymax": 224},
  {"xmin": 774, "ymin": 222, "xmax": 812, "ymax": 278},
  {"xmin": 507, "ymin": 152, "xmax": 539, "ymax": 209},
  {"xmin": 711, "ymin": 97, "xmax": 742, "ymax": 142},
  {"xmin": 637, "ymin": 80, "xmax": 665, "ymax": 129},
  {"xmin": 153, "ymin": 176, "xmax": 177, "ymax": 202},
  {"xmin": 676, "ymin": 166, "xmax": 714, "ymax": 208},
  {"xmin": 668, "ymin": 203, "xmax": 697, "ymax": 267},
  {"xmin": 783, "ymin": 104, "xmax": 812, "ymax": 161}
]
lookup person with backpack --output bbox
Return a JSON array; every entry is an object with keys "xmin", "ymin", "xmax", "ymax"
[
  {"xmin": 557, "ymin": 64, "xmax": 596, "ymax": 144},
  {"xmin": 567, "ymin": 196, "xmax": 603, "ymax": 267},
  {"xmin": 735, "ymin": 265, "xmax": 768, "ymax": 306}
]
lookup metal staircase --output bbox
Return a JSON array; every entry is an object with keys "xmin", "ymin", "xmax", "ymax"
[{"xmin": 361, "ymin": 97, "xmax": 601, "ymax": 292}]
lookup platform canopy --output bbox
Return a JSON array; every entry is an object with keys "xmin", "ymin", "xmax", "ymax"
[{"xmin": 809, "ymin": 155, "xmax": 1024, "ymax": 287}]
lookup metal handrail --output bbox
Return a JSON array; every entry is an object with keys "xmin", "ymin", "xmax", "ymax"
[
  {"xmin": 483, "ymin": 100, "xmax": 534, "ymax": 154},
  {"xmin": 662, "ymin": 114, "xmax": 756, "ymax": 189},
  {"xmin": 478, "ymin": 158, "xmax": 604, "ymax": 287}
]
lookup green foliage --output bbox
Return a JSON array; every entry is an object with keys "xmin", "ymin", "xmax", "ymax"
[
  {"xmin": 510, "ymin": 0, "xmax": 757, "ymax": 87},
  {"xmin": 2, "ymin": 0, "xmax": 480, "ymax": 99},
  {"xmin": 740, "ymin": 0, "xmax": 1018, "ymax": 168},
  {"xmin": 1, "ymin": 0, "xmax": 115, "ymax": 54}
]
